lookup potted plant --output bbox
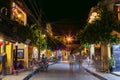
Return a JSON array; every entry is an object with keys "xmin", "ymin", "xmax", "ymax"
[{"xmin": 109, "ymin": 55, "xmax": 116, "ymax": 72}]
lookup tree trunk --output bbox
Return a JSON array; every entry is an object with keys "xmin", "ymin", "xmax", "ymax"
[{"xmin": 101, "ymin": 43, "xmax": 111, "ymax": 72}]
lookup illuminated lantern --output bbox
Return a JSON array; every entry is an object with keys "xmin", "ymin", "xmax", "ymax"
[
  {"xmin": 6, "ymin": 41, "xmax": 9, "ymax": 45},
  {"xmin": 0, "ymin": 41, "xmax": 3, "ymax": 46},
  {"xmin": 12, "ymin": 8, "xmax": 18, "ymax": 14}
]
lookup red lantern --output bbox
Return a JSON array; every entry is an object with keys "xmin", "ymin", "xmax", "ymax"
[{"xmin": 0, "ymin": 41, "xmax": 3, "ymax": 46}]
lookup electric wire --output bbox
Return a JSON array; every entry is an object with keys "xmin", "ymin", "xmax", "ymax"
[{"xmin": 20, "ymin": 0, "xmax": 65, "ymax": 49}]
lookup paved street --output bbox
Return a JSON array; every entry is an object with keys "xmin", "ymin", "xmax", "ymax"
[{"xmin": 30, "ymin": 62, "xmax": 100, "ymax": 80}]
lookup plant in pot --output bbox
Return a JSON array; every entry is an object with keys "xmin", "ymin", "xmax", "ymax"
[{"xmin": 109, "ymin": 55, "xmax": 116, "ymax": 72}]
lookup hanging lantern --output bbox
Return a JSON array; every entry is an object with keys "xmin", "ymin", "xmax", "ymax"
[
  {"xmin": 0, "ymin": 41, "xmax": 3, "ymax": 46},
  {"xmin": 6, "ymin": 41, "xmax": 9, "ymax": 45}
]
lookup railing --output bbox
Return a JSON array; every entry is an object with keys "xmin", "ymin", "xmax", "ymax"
[{"xmin": 0, "ymin": 7, "xmax": 8, "ymax": 15}]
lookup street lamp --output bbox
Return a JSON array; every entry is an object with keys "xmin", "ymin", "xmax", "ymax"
[
  {"xmin": 66, "ymin": 35, "xmax": 73, "ymax": 51},
  {"xmin": 66, "ymin": 35, "xmax": 73, "ymax": 44}
]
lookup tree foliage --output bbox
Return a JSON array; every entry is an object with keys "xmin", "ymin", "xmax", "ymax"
[
  {"xmin": 16, "ymin": 24, "xmax": 47, "ymax": 50},
  {"xmin": 15, "ymin": 0, "xmax": 65, "ymax": 50},
  {"xmin": 76, "ymin": 7, "xmax": 120, "ymax": 45}
]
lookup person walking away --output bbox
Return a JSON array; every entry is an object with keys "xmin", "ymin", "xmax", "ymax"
[
  {"xmin": 75, "ymin": 52, "xmax": 81, "ymax": 69},
  {"xmin": 68, "ymin": 52, "xmax": 75, "ymax": 71},
  {"xmin": 58, "ymin": 50, "xmax": 62, "ymax": 62},
  {"xmin": 41, "ymin": 54, "xmax": 47, "ymax": 64},
  {"xmin": 41, "ymin": 54, "xmax": 48, "ymax": 70}
]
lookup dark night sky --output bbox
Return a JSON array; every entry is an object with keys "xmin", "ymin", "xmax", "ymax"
[
  {"xmin": 25, "ymin": 0, "xmax": 100, "ymax": 35},
  {"xmin": 41, "ymin": 0, "xmax": 99, "ymax": 22}
]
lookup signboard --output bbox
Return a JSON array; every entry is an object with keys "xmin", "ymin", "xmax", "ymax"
[{"xmin": 17, "ymin": 49, "xmax": 24, "ymax": 59}]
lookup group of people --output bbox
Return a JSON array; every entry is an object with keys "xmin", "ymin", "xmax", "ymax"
[
  {"xmin": 68, "ymin": 51, "xmax": 82, "ymax": 70},
  {"xmin": 68, "ymin": 50, "xmax": 92, "ymax": 71},
  {"xmin": 31, "ymin": 54, "xmax": 48, "ymax": 69}
]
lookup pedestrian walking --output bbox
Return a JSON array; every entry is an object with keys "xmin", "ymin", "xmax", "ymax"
[
  {"xmin": 68, "ymin": 51, "xmax": 75, "ymax": 71},
  {"xmin": 41, "ymin": 54, "xmax": 47, "ymax": 64},
  {"xmin": 85, "ymin": 50, "xmax": 91, "ymax": 66},
  {"xmin": 75, "ymin": 52, "xmax": 82, "ymax": 69},
  {"xmin": 86, "ymin": 56, "xmax": 91, "ymax": 66},
  {"xmin": 57, "ymin": 50, "xmax": 62, "ymax": 62}
]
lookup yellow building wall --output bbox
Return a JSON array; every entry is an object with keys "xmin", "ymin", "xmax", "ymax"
[
  {"xmin": 6, "ymin": 42, "xmax": 13, "ymax": 74},
  {"xmin": 46, "ymin": 50, "xmax": 52, "ymax": 58},
  {"xmin": 6, "ymin": 42, "xmax": 12, "ymax": 67},
  {"xmin": 28, "ymin": 46, "xmax": 33, "ymax": 62},
  {"xmin": 13, "ymin": 43, "xmax": 28, "ymax": 68},
  {"xmin": 0, "ymin": 42, "xmax": 29, "ymax": 73},
  {"xmin": 0, "ymin": 42, "xmax": 13, "ymax": 74}
]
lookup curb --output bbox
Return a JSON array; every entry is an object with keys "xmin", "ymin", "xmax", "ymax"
[
  {"xmin": 111, "ymin": 72, "xmax": 120, "ymax": 77},
  {"xmin": 23, "ymin": 65, "xmax": 48, "ymax": 80},
  {"xmin": 23, "ymin": 69, "xmax": 39, "ymax": 80},
  {"xmin": 23, "ymin": 62, "xmax": 57, "ymax": 80},
  {"xmin": 83, "ymin": 67, "xmax": 108, "ymax": 80},
  {"xmin": 0, "ymin": 76, "xmax": 4, "ymax": 80}
]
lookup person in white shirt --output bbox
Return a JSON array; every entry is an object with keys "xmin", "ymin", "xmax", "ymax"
[{"xmin": 86, "ymin": 56, "xmax": 90, "ymax": 66}]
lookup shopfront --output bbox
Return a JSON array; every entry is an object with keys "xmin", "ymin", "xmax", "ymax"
[
  {"xmin": 112, "ymin": 44, "xmax": 120, "ymax": 71},
  {"xmin": 0, "ymin": 39, "xmax": 30, "ymax": 74},
  {"xmin": 13, "ymin": 43, "xmax": 29, "ymax": 70},
  {"xmin": 0, "ymin": 37, "xmax": 13, "ymax": 75}
]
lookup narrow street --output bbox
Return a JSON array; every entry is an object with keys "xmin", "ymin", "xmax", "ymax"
[{"xmin": 30, "ymin": 62, "xmax": 100, "ymax": 80}]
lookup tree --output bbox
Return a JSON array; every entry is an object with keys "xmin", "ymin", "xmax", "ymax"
[
  {"xmin": 76, "ymin": 6, "xmax": 120, "ymax": 72},
  {"xmin": 15, "ymin": 23, "xmax": 47, "ymax": 50},
  {"xmin": 76, "ymin": 7, "xmax": 120, "ymax": 45},
  {"xmin": 26, "ymin": 24, "xmax": 47, "ymax": 49},
  {"xmin": 16, "ymin": 0, "xmax": 48, "ymax": 60}
]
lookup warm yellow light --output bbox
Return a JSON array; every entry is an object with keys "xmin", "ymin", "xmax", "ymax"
[
  {"xmin": 90, "ymin": 15, "xmax": 95, "ymax": 19},
  {"xmin": 15, "ymin": 42, "xmax": 18, "ymax": 46},
  {"xmin": 43, "ymin": 34, "xmax": 46, "ymax": 37},
  {"xmin": 89, "ymin": 12, "xmax": 99, "ymax": 23},
  {"xmin": 88, "ymin": 19, "xmax": 92, "ymax": 23},
  {"xmin": 24, "ymin": 44, "xmax": 27, "ymax": 47},
  {"xmin": 17, "ymin": 14, "xmax": 22, "ymax": 18},
  {"xmin": 0, "ymin": 39, "xmax": 3, "ymax": 42},
  {"xmin": 67, "ymin": 37, "xmax": 71, "ymax": 42},
  {"xmin": 66, "ymin": 35, "xmax": 73, "ymax": 43},
  {"xmin": 92, "ymin": 12, "xmax": 97, "ymax": 17},
  {"xmin": 12, "ymin": 9, "xmax": 18, "ymax": 14}
]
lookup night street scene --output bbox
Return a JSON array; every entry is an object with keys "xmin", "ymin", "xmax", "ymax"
[{"xmin": 1, "ymin": 0, "xmax": 120, "ymax": 80}]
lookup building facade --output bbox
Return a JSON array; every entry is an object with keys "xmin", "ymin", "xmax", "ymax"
[{"xmin": 0, "ymin": 0, "xmax": 31, "ymax": 75}]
